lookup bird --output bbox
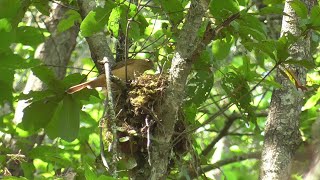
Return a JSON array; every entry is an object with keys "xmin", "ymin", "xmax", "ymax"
[{"xmin": 66, "ymin": 59, "xmax": 154, "ymax": 94}]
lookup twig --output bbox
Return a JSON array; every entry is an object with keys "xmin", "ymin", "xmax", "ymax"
[
  {"xmin": 201, "ymin": 116, "xmax": 237, "ymax": 156},
  {"xmin": 99, "ymin": 119, "xmax": 109, "ymax": 170},
  {"xmin": 200, "ymin": 152, "xmax": 261, "ymax": 174},
  {"xmin": 101, "ymin": 57, "xmax": 118, "ymax": 177},
  {"xmin": 145, "ymin": 116, "xmax": 151, "ymax": 165}
]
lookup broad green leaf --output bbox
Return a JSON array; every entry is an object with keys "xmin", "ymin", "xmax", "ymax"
[
  {"xmin": 107, "ymin": 6, "xmax": 125, "ymax": 37},
  {"xmin": 46, "ymin": 95, "xmax": 81, "ymax": 142},
  {"xmin": 21, "ymin": 162, "xmax": 35, "ymax": 180},
  {"xmin": 20, "ymin": 97, "xmax": 60, "ymax": 132},
  {"xmin": 238, "ymin": 14, "xmax": 267, "ymax": 41},
  {"xmin": 263, "ymin": 79, "xmax": 282, "ymax": 88},
  {"xmin": 80, "ymin": 2, "xmax": 115, "ymax": 37},
  {"xmin": 244, "ymin": 41, "xmax": 276, "ymax": 60},
  {"xmin": 57, "ymin": 10, "xmax": 81, "ymax": 33},
  {"xmin": 212, "ymin": 36, "xmax": 234, "ymax": 60},
  {"xmin": 210, "ymin": 0, "xmax": 239, "ymax": 20},
  {"xmin": 97, "ymin": 175, "xmax": 116, "ymax": 180},
  {"xmin": 0, "ymin": 69, "xmax": 14, "ymax": 103},
  {"xmin": 310, "ymin": 6, "xmax": 320, "ymax": 27},
  {"xmin": 186, "ymin": 50, "xmax": 214, "ymax": 107},
  {"xmin": 290, "ymin": 0, "xmax": 308, "ymax": 19},
  {"xmin": 28, "ymin": 145, "xmax": 73, "ymax": 166},
  {"xmin": 17, "ymin": 90, "xmax": 56, "ymax": 102},
  {"xmin": 275, "ymin": 36, "xmax": 291, "ymax": 61},
  {"xmin": 85, "ymin": 164, "xmax": 97, "ymax": 179},
  {"xmin": 0, "ymin": 0, "xmax": 21, "ymax": 20},
  {"xmin": 303, "ymin": 88, "xmax": 320, "ymax": 110},
  {"xmin": 284, "ymin": 59, "xmax": 315, "ymax": 69},
  {"xmin": 259, "ymin": 5, "xmax": 284, "ymax": 15},
  {"xmin": 16, "ymin": 26, "xmax": 45, "ymax": 47},
  {"xmin": 0, "ymin": 18, "xmax": 14, "ymax": 50},
  {"xmin": 154, "ymin": 0, "xmax": 184, "ymax": 24},
  {"xmin": 0, "ymin": 52, "xmax": 39, "ymax": 70},
  {"xmin": 263, "ymin": 0, "xmax": 283, "ymax": 4},
  {"xmin": 31, "ymin": 66, "xmax": 65, "ymax": 92},
  {"xmin": 221, "ymin": 71, "xmax": 255, "ymax": 121},
  {"xmin": 32, "ymin": 0, "xmax": 50, "ymax": 16}
]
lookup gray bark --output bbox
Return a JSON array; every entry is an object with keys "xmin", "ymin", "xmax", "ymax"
[{"xmin": 260, "ymin": 0, "xmax": 314, "ymax": 179}]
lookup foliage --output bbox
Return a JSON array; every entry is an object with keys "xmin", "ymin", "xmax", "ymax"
[{"xmin": 0, "ymin": 0, "xmax": 319, "ymax": 179}]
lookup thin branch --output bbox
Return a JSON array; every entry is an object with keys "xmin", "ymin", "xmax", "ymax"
[
  {"xmin": 201, "ymin": 115, "xmax": 237, "ymax": 156},
  {"xmin": 200, "ymin": 152, "xmax": 261, "ymax": 174},
  {"xmin": 101, "ymin": 57, "xmax": 118, "ymax": 177}
]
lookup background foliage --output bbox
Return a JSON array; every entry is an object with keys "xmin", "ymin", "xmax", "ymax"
[{"xmin": 0, "ymin": 0, "xmax": 319, "ymax": 179}]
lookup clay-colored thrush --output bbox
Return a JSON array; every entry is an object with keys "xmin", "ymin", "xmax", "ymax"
[{"xmin": 66, "ymin": 59, "xmax": 153, "ymax": 94}]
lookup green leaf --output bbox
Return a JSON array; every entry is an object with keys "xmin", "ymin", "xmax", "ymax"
[
  {"xmin": 20, "ymin": 97, "xmax": 60, "ymax": 132},
  {"xmin": 28, "ymin": 145, "xmax": 73, "ymax": 166},
  {"xmin": 310, "ymin": 6, "xmax": 320, "ymax": 27},
  {"xmin": 46, "ymin": 95, "xmax": 81, "ymax": 142},
  {"xmin": 244, "ymin": 40, "xmax": 276, "ymax": 60},
  {"xmin": 17, "ymin": 90, "xmax": 56, "ymax": 102},
  {"xmin": 221, "ymin": 71, "xmax": 255, "ymax": 121},
  {"xmin": 85, "ymin": 164, "xmax": 97, "ymax": 179},
  {"xmin": 0, "ymin": 52, "xmax": 39, "ymax": 70},
  {"xmin": 0, "ymin": 69, "xmax": 14, "ymax": 103},
  {"xmin": 31, "ymin": 66, "xmax": 65, "ymax": 92},
  {"xmin": 108, "ymin": 5, "xmax": 126, "ymax": 37},
  {"xmin": 186, "ymin": 50, "xmax": 214, "ymax": 107},
  {"xmin": 21, "ymin": 162, "xmax": 35, "ymax": 179},
  {"xmin": 32, "ymin": 0, "xmax": 50, "ymax": 16},
  {"xmin": 210, "ymin": 0, "xmax": 239, "ymax": 20},
  {"xmin": 238, "ymin": 14, "xmax": 267, "ymax": 41},
  {"xmin": 290, "ymin": 0, "xmax": 308, "ymax": 19},
  {"xmin": 154, "ymin": 0, "xmax": 184, "ymax": 24},
  {"xmin": 212, "ymin": 36, "xmax": 234, "ymax": 60},
  {"xmin": 80, "ymin": 2, "xmax": 115, "ymax": 37},
  {"xmin": 284, "ymin": 59, "xmax": 316, "ymax": 69},
  {"xmin": 259, "ymin": 5, "xmax": 284, "ymax": 15},
  {"xmin": 58, "ymin": 10, "xmax": 81, "ymax": 33},
  {"xmin": 0, "ymin": 18, "xmax": 14, "ymax": 50},
  {"xmin": 0, "ymin": 0, "xmax": 21, "ymax": 20},
  {"xmin": 16, "ymin": 26, "xmax": 45, "ymax": 47},
  {"xmin": 304, "ymin": 89, "xmax": 320, "ymax": 110}
]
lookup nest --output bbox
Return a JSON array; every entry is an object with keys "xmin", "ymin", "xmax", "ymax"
[
  {"xmin": 103, "ymin": 74, "xmax": 189, "ymax": 170},
  {"xmin": 112, "ymin": 74, "xmax": 168, "ymax": 155}
]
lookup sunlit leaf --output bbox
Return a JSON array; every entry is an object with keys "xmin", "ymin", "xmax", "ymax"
[
  {"xmin": 290, "ymin": 0, "xmax": 308, "ymax": 19},
  {"xmin": 46, "ymin": 95, "xmax": 81, "ymax": 142},
  {"xmin": 80, "ymin": 2, "xmax": 115, "ymax": 37},
  {"xmin": 57, "ymin": 10, "xmax": 81, "ymax": 33},
  {"xmin": 210, "ymin": 0, "xmax": 239, "ymax": 21}
]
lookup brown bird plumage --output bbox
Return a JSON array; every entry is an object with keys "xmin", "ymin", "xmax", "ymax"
[{"xmin": 66, "ymin": 59, "xmax": 153, "ymax": 94}]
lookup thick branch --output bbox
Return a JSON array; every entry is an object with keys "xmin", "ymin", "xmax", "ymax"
[
  {"xmin": 150, "ymin": 1, "xmax": 206, "ymax": 179},
  {"xmin": 77, "ymin": 0, "xmax": 115, "ymax": 72}
]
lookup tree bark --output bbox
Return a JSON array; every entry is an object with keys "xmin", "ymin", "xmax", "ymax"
[
  {"xmin": 148, "ymin": 1, "xmax": 206, "ymax": 179},
  {"xmin": 260, "ymin": 0, "xmax": 315, "ymax": 179}
]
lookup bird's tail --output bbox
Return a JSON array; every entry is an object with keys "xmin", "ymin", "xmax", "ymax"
[{"xmin": 66, "ymin": 82, "xmax": 90, "ymax": 94}]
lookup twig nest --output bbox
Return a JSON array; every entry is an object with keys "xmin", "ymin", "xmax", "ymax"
[{"xmin": 128, "ymin": 74, "xmax": 168, "ymax": 115}]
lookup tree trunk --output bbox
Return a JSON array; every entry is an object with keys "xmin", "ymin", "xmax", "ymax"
[{"xmin": 260, "ymin": 0, "xmax": 315, "ymax": 179}]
